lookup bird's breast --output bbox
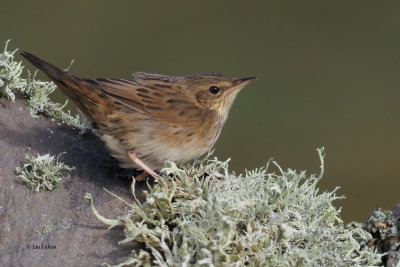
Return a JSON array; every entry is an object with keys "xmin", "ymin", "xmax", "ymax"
[
  {"xmin": 100, "ymin": 110, "xmax": 225, "ymax": 169},
  {"xmin": 147, "ymin": 115, "xmax": 224, "ymax": 164}
]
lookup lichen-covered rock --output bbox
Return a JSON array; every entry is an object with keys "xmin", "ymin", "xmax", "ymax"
[
  {"xmin": 0, "ymin": 97, "xmax": 148, "ymax": 266},
  {"xmin": 87, "ymin": 150, "xmax": 383, "ymax": 266}
]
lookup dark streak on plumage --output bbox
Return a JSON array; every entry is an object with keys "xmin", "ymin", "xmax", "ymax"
[
  {"xmin": 115, "ymin": 97, "xmax": 142, "ymax": 107},
  {"xmin": 137, "ymin": 93, "xmax": 151, "ymax": 99},
  {"xmin": 152, "ymin": 83, "xmax": 171, "ymax": 89},
  {"xmin": 110, "ymin": 118, "xmax": 121, "ymax": 123},
  {"xmin": 56, "ymin": 78, "xmax": 68, "ymax": 88},
  {"xmin": 147, "ymin": 106, "xmax": 162, "ymax": 110},
  {"xmin": 166, "ymin": 99, "xmax": 190, "ymax": 104},
  {"xmin": 83, "ymin": 79, "xmax": 97, "ymax": 85},
  {"xmin": 141, "ymin": 99, "xmax": 153, "ymax": 103},
  {"xmin": 137, "ymin": 88, "xmax": 149, "ymax": 93},
  {"xmin": 89, "ymin": 97, "xmax": 99, "ymax": 105},
  {"xmin": 152, "ymin": 92, "xmax": 162, "ymax": 97}
]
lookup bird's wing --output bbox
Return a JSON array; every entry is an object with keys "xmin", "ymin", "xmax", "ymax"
[{"xmin": 85, "ymin": 78, "xmax": 206, "ymax": 127}]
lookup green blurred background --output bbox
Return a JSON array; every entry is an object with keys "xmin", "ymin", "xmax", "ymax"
[{"xmin": 1, "ymin": 1, "xmax": 399, "ymax": 222}]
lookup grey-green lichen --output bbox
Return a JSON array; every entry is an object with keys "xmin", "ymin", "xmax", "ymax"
[
  {"xmin": 0, "ymin": 40, "xmax": 82, "ymax": 128},
  {"xmin": 16, "ymin": 148, "xmax": 75, "ymax": 192},
  {"xmin": 35, "ymin": 218, "xmax": 74, "ymax": 236},
  {"xmin": 86, "ymin": 149, "xmax": 382, "ymax": 266}
]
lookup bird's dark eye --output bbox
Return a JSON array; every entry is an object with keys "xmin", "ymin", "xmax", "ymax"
[{"xmin": 209, "ymin": 86, "xmax": 220, "ymax": 95}]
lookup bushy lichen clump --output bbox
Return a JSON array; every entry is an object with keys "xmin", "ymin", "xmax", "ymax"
[
  {"xmin": 86, "ymin": 149, "xmax": 382, "ymax": 266},
  {"xmin": 16, "ymin": 149, "xmax": 75, "ymax": 192},
  {"xmin": 0, "ymin": 40, "xmax": 82, "ymax": 127}
]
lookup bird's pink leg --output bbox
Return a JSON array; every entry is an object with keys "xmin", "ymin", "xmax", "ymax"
[
  {"xmin": 128, "ymin": 150, "xmax": 158, "ymax": 181},
  {"xmin": 135, "ymin": 171, "xmax": 149, "ymax": 182}
]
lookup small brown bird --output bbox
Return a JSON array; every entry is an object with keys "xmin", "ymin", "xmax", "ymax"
[{"xmin": 21, "ymin": 52, "xmax": 256, "ymax": 181}]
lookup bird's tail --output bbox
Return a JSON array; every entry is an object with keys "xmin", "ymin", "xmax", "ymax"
[
  {"xmin": 20, "ymin": 51, "xmax": 83, "ymax": 99},
  {"xmin": 20, "ymin": 51, "xmax": 101, "ymax": 121}
]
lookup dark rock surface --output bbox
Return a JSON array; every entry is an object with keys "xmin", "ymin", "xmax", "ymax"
[{"xmin": 0, "ymin": 97, "xmax": 147, "ymax": 266}]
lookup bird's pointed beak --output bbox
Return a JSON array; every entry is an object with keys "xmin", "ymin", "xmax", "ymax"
[{"xmin": 235, "ymin": 76, "xmax": 258, "ymax": 86}]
